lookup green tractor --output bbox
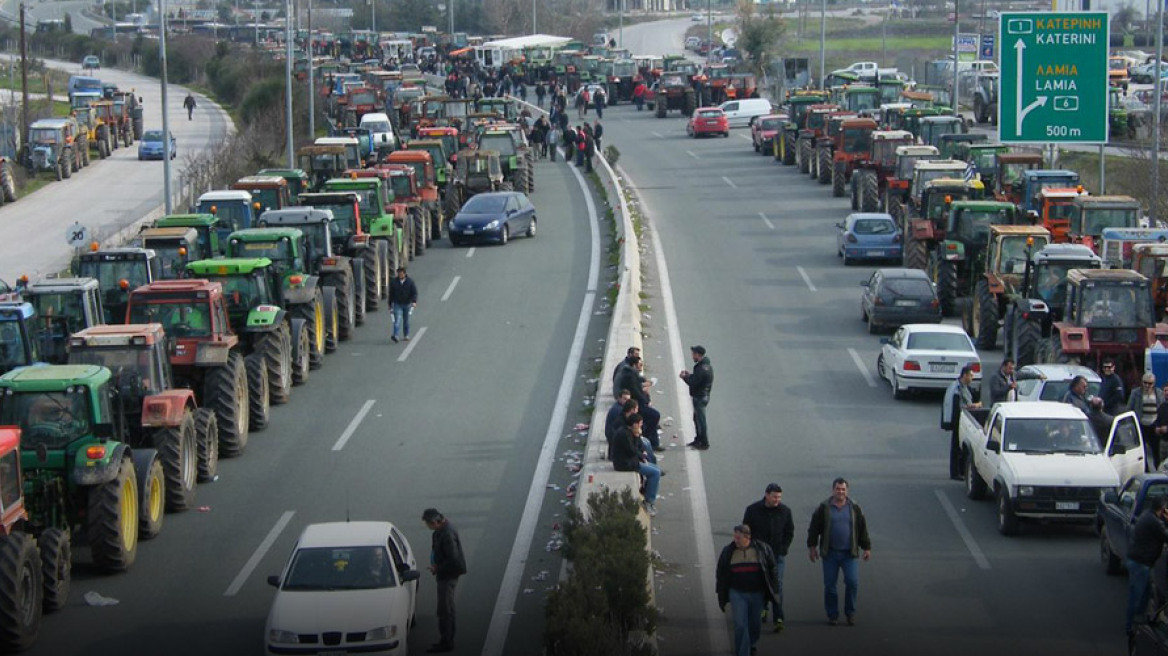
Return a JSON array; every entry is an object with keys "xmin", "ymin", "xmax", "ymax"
[
  {"xmin": 775, "ymin": 92, "xmax": 826, "ymax": 165},
  {"xmin": 154, "ymin": 213, "xmax": 226, "ymax": 258},
  {"xmin": 321, "ymin": 177, "xmax": 407, "ymax": 284},
  {"xmin": 475, "ymin": 125, "xmax": 535, "ymax": 195},
  {"xmin": 929, "ymin": 200, "xmax": 1027, "ymax": 316},
  {"xmin": 960, "ymin": 225, "xmax": 1052, "ymax": 349}
]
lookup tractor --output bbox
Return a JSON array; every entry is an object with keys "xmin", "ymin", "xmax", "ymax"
[
  {"xmin": 774, "ymin": 91, "xmax": 826, "ymax": 165},
  {"xmin": 298, "ymin": 190, "xmax": 388, "ymax": 313},
  {"xmin": 930, "ymin": 200, "xmax": 1025, "ymax": 315},
  {"xmin": 1028, "ymin": 186, "xmax": 1086, "ymax": 243},
  {"xmin": 813, "ymin": 112, "xmax": 858, "ymax": 185},
  {"xmin": 936, "ymin": 133, "xmax": 986, "ymax": 159},
  {"xmin": 139, "ymin": 227, "xmax": 200, "ymax": 280},
  {"xmin": 901, "ymin": 177, "xmax": 985, "ymax": 271},
  {"xmin": 1001, "ymin": 243, "xmax": 1103, "ymax": 367},
  {"xmin": 257, "ymin": 168, "xmax": 312, "ymax": 204},
  {"xmin": 950, "ymin": 142, "xmax": 1008, "ymax": 191},
  {"xmin": 694, "ymin": 63, "xmax": 733, "ymax": 106},
  {"xmin": 1016, "ymin": 170, "xmax": 1082, "ymax": 221},
  {"xmin": 905, "ymin": 159, "xmax": 972, "ymax": 218},
  {"xmin": 843, "ymin": 86, "xmax": 881, "ymax": 116},
  {"xmin": 24, "ymin": 119, "xmax": 82, "ymax": 181},
  {"xmin": 415, "ymin": 127, "xmax": 460, "ymax": 166},
  {"xmin": 385, "ymin": 150, "xmax": 444, "ymax": 249},
  {"xmin": 231, "ymin": 176, "xmax": 293, "ymax": 214},
  {"xmin": 322, "ymin": 176, "xmax": 410, "ymax": 273},
  {"xmin": 0, "ymin": 303, "xmax": 37, "ymax": 375},
  {"xmin": 830, "ymin": 117, "xmax": 878, "ymax": 198},
  {"xmin": 882, "ymin": 145, "xmax": 939, "ymax": 221},
  {"xmin": 961, "ymin": 225, "xmax": 1052, "ymax": 349},
  {"xmin": 90, "ymin": 100, "xmax": 128, "ymax": 150},
  {"xmin": 71, "ymin": 99, "xmax": 112, "ymax": 159},
  {"xmin": 1039, "ymin": 269, "xmax": 1168, "ymax": 389},
  {"xmin": 21, "ymin": 278, "xmax": 103, "ymax": 364},
  {"xmin": 152, "ymin": 213, "xmax": 224, "ymax": 260},
  {"xmin": 653, "ymin": 72, "xmax": 696, "ymax": 118},
  {"xmin": 403, "ymin": 139, "xmax": 453, "ymax": 200},
  {"xmin": 850, "ymin": 130, "xmax": 914, "ymax": 212},
  {"xmin": 475, "ymin": 125, "xmax": 534, "ymax": 195},
  {"xmin": 0, "ymin": 426, "xmax": 55, "ymax": 652},
  {"xmin": 971, "ymin": 72, "xmax": 999, "ymax": 125},
  {"xmin": 297, "ymin": 145, "xmax": 350, "ymax": 191},
  {"xmin": 111, "ymin": 90, "xmax": 143, "ymax": 141},
  {"xmin": 1133, "ymin": 244, "xmax": 1168, "ymax": 320},
  {"xmin": 449, "ymin": 149, "xmax": 506, "ymax": 208},
  {"xmin": 992, "ymin": 152, "xmax": 1044, "ymax": 205},
  {"xmin": 918, "ymin": 115, "xmax": 966, "ymax": 148},
  {"xmin": 1066, "ymin": 195, "xmax": 1142, "ymax": 253},
  {"xmin": 124, "ymin": 280, "xmax": 258, "ymax": 456},
  {"xmin": 76, "ymin": 248, "xmax": 161, "ymax": 324},
  {"xmin": 796, "ymin": 104, "xmax": 838, "ymax": 175},
  {"xmin": 195, "ymin": 190, "xmax": 260, "ymax": 244}
]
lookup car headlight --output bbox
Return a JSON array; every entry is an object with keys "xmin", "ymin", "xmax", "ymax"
[
  {"xmin": 1017, "ymin": 486, "xmax": 1035, "ymax": 497},
  {"xmin": 365, "ymin": 625, "xmax": 398, "ymax": 641},
  {"xmin": 485, "ymin": 220, "xmax": 499, "ymax": 229},
  {"xmin": 268, "ymin": 629, "xmax": 300, "ymax": 645}
]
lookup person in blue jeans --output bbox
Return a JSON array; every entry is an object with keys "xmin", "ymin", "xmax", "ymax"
[
  {"xmin": 807, "ymin": 478, "xmax": 872, "ymax": 626},
  {"xmin": 388, "ymin": 267, "xmax": 417, "ymax": 343},
  {"xmin": 742, "ymin": 483, "xmax": 794, "ymax": 633},
  {"xmin": 716, "ymin": 524, "xmax": 780, "ymax": 656},
  {"xmin": 1126, "ymin": 495, "xmax": 1168, "ymax": 635},
  {"xmin": 610, "ymin": 414, "xmax": 661, "ymax": 516}
]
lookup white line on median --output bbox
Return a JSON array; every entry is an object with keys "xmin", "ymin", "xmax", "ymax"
[
  {"xmin": 440, "ymin": 275, "xmax": 461, "ymax": 302},
  {"xmin": 935, "ymin": 489, "xmax": 992, "ymax": 570},
  {"xmin": 722, "ymin": 176, "xmax": 737, "ymax": 189},
  {"xmin": 331, "ymin": 400, "xmax": 376, "ymax": 451},
  {"xmin": 482, "ymin": 144, "xmax": 602, "ymax": 656},
  {"xmin": 848, "ymin": 347, "xmax": 878, "ymax": 388},
  {"xmin": 224, "ymin": 510, "xmax": 295, "ymax": 596},
  {"xmin": 466, "ymin": 247, "xmax": 476, "ymax": 258},
  {"xmin": 758, "ymin": 212, "xmax": 775, "ymax": 230},
  {"xmin": 796, "ymin": 266, "xmax": 817, "ymax": 291},
  {"xmin": 686, "ymin": 150, "xmax": 699, "ymax": 159},
  {"xmin": 396, "ymin": 326, "xmax": 427, "ymax": 362}
]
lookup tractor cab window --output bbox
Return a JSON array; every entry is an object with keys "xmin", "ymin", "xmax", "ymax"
[
  {"xmin": 843, "ymin": 128, "xmax": 871, "ymax": 154},
  {"xmin": 28, "ymin": 128, "xmax": 57, "ymax": 145},
  {"xmin": 0, "ymin": 449, "xmax": 19, "ymax": 512},
  {"xmin": 1036, "ymin": 263, "xmax": 1073, "ymax": 306},
  {"xmin": 209, "ymin": 274, "xmax": 269, "ymax": 313},
  {"xmin": 956, "ymin": 209, "xmax": 1011, "ymax": 244},
  {"xmin": 236, "ymin": 239, "xmax": 298, "ymax": 270},
  {"xmin": 79, "ymin": 259, "xmax": 151, "ymax": 296},
  {"xmin": 198, "ymin": 202, "xmax": 248, "ymax": 232},
  {"xmin": 1078, "ymin": 208, "xmax": 1139, "ymax": 237},
  {"xmin": 71, "ymin": 346, "xmax": 155, "ymax": 388},
  {"xmin": 30, "ymin": 292, "xmax": 84, "ymax": 336},
  {"xmin": 301, "ymin": 223, "xmax": 332, "ymax": 259},
  {"xmin": 1080, "ymin": 283, "xmax": 1152, "ymax": 327},
  {"xmin": 388, "ymin": 176, "xmax": 413, "ymax": 199},
  {"xmin": 129, "ymin": 301, "xmax": 210, "ymax": 337},
  {"xmin": 996, "ymin": 237, "xmax": 1032, "ymax": 275},
  {"xmin": 0, "ymin": 322, "xmax": 27, "ymax": 369},
  {"xmin": 479, "ymin": 134, "xmax": 516, "ymax": 157},
  {"xmin": 1046, "ymin": 201, "xmax": 1075, "ymax": 224},
  {"xmin": 0, "ymin": 390, "xmax": 90, "ymax": 449},
  {"xmin": 150, "ymin": 242, "xmax": 188, "ymax": 279}
]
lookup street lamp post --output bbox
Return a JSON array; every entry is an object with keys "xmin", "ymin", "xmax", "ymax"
[
  {"xmin": 707, "ymin": 0, "xmax": 712, "ymax": 63},
  {"xmin": 449, "ymin": 0, "xmax": 454, "ymax": 35},
  {"xmin": 952, "ymin": 0, "xmax": 960, "ymax": 117},
  {"xmin": 307, "ymin": 0, "xmax": 314, "ymax": 140},
  {"xmin": 619, "ymin": 0, "xmax": 624, "ymax": 49},
  {"xmin": 371, "ymin": 0, "xmax": 376, "ymax": 35},
  {"xmin": 285, "ymin": 0, "xmax": 293, "ymax": 168},
  {"xmin": 160, "ymin": 0, "xmax": 171, "ymax": 212},
  {"xmin": 819, "ymin": 0, "xmax": 826, "ymax": 88},
  {"xmin": 532, "ymin": 0, "xmax": 536, "ymax": 34},
  {"xmin": 1152, "ymin": 0, "xmax": 1163, "ymax": 223}
]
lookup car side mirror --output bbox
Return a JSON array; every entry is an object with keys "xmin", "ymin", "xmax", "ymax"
[
  {"xmin": 267, "ymin": 575, "xmax": 280, "ymax": 587},
  {"xmin": 835, "ymin": 222, "xmax": 845, "ymax": 229},
  {"xmin": 1102, "ymin": 490, "xmax": 1120, "ymax": 505},
  {"xmin": 987, "ymin": 441, "xmax": 1001, "ymax": 453},
  {"xmin": 879, "ymin": 337, "xmax": 889, "ymax": 345},
  {"xmin": 400, "ymin": 569, "xmax": 421, "ymax": 583}
]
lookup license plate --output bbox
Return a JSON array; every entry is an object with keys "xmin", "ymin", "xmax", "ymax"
[
  {"xmin": 319, "ymin": 652, "xmax": 345, "ymax": 656},
  {"xmin": 867, "ymin": 250, "xmax": 885, "ymax": 256},
  {"xmin": 895, "ymin": 300, "xmax": 917, "ymax": 307},
  {"xmin": 1056, "ymin": 501, "xmax": 1079, "ymax": 511},
  {"xmin": 463, "ymin": 229, "xmax": 474, "ymax": 235},
  {"xmin": 930, "ymin": 363, "xmax": 956, "ymax": 373}
]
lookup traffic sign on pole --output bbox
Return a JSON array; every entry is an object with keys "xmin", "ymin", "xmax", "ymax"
[
  {"xmin": 998, "ymin": 11, "xmax": 1109, "ymax": 144},
  {"xmin": 65, "ymin": 222, "xmax": 90, "ymax": 248}
]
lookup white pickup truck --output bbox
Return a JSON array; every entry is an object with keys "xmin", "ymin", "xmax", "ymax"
[
  {"xmin": 958, "ymin": 402, "xmax": 1148, "ymax": 536},
  {"xmin": 832, "ymin": 61, "xmax": 899, "ymax": 82}
]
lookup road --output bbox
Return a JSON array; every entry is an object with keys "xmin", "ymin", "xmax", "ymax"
[
  {"xmin": 0, "ymin": 57, "xmax": 231, "ymax": 283},
  {"xmin": 0, "ymin": 0, "xmax": 107, "ymax": 36},
  {"xmin": 612, "ymin": 17, "xmax": 1129, "ymax": 655},
  {"xmin": 21, "ymin": 152, "xmax": 606, "ymax": 655}
]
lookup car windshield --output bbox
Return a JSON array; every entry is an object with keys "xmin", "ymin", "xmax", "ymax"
[
  {"xmin": 463, "ymin": 195, "xmax": 507, "ymax": 213},
  {"xmin": 759, "ymin": 118, "xmax": 783, "ymax": 130},
  {"xmin": 1004, "ymin": 418, "xmax": 1100, "ymax": 453},
  {"xmin": 1081, "ymin": 283, "xmax": 1153, "ymax": 327},
  {"xmin": 1079, "ymin": 208, "xmax": 1138, "ymax": 236},
  {"xmin": 128, "ymin": 301, "xmax": 211, "ymax": 337},
  {"xmin": 852, "ymin": 218, "xmax": 895, "ymax": 235},
  {"xmin": 880, "ymin": 278, "xmax": 933, "ymax": 300},
  {"xmin": 144, "ymin": 131, "xmax": 163, "ymax": 141},
  {"xmin": 0, "ymin": 390, "xmax": 91, "ymax": 449},
  {"xmin": 905, "ymin": 332, "xmax": 971, "ymax": 351},
  {"xmin": 1038, "ymin": 380, "xmax": 1101, "ymax": 401},
  {"xmin": 282, "ymin": 546, "xmax": 396, "ymax": 591}
]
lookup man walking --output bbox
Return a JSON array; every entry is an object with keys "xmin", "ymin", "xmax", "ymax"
[
  {"xmin": 422, "ymin": 508, "xmax": 466, "ymax": 653},
  {"xmin": 716, "ymin": 524, "xmax": 780, "ymax": 656},
  {"xmin": 807, "ymin": 478, "xmax": 871, "ymax": 626},
  {"xmin": 389, "ymin": 267, "xmax": 417, "ymax": 343},
  {"xmin": 183, "ymin": 93, "xmax": 197, "ymax": 120},
  {"xmin": 942, "ymin": 365, "xmax": 981, "ymax": 480},
  {"xmin": 742, "ymin": 483, "xmax": 794, "ymax": 633},
  {"xmin": 681, "ymin": 345, "xmax": 714, "ymax": 449},
  {"xmin": 1126, "ymin": 496, "xmax": 1168, "ymax": 636}
]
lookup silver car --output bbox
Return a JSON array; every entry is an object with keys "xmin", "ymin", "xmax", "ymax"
[{"xmin": 1014, "ymin": 364, "xmax": 1102, "ymax": 403}]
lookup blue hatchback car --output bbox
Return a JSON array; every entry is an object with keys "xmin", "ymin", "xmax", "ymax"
[
  {"xmin": 835, "ymin": 212, "xmax": 901, "ymax": 265},
  {"xmin": 448, "ymin": 191, "xmax": 537, "ymax": 246},
  {"xmin": 138, "ymin": 130, "xmax": 176, "ymax": 160}
]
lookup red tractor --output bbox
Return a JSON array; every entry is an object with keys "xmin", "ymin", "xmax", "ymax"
[
  {"xmin": 795, "ymin": 104, "xmax": 838, "ymax": 175},
  {"xmin": 829, "ymin": 117, "xmax": 878, "ymax": 199},
  {"xmin": 848, "ymin": 130, "xmax": 915, "ymax": 212},
  {"xmin": 813, "ymin": 111, "xmax": 857, "ymax": 185}
]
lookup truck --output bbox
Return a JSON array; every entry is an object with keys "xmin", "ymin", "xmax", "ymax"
[
  {"xmin": 1099, "ymin": 473, "xmax": 1168, "ymax": 579},
  {"xmin": 958, "ymin": 402, "xmax": 1147, "ymax": 536},
  {"xmin": 829, "ymin": 61, "xmax": 898, "ymax": 84}
]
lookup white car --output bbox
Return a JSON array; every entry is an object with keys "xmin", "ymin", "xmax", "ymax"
[
  {"xmin": 877, "ymin": 323, "xmax": 981, "ymax": 399},
  {"xmin": 1014, "ymin": 364, "xmax": 1102, "ymax": 403},
  {"xmin": 265, "ymin": 522, "xmax": 420, "ymax": 656},
  {"xmin": 359, "ymin": 112, "xmax": 398, "ymax": 152},
  {"xmin": 692, "ymin": 12, "xmax": 703, "ymax": 21}
]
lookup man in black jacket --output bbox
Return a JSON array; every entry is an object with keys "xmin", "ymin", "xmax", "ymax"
[
  {"xmin": 422, "ymin": 508, "xmax": 467, "ymax": 653},
  {"xmin": 610, "ymin": 414, "xmax": 661, "ymax": 516},
  {"xmin": 388, "ymin": 267, "xmax": 418, "ymax": 343},
  {"xmin": 983, "ymin": 358, "xmax": 1016, "ymax": 406},
  {"xmin": 611, "ymin": 346, "xmax": 640, "ymax": 399},
  {"xmin": 1127, "ymin": 496, "xmax": 1168, "ymax": 635},
  {"xmin": 716, "ymin": 524, "xmax": 780, "ymax": 656},
  {"xmin": 1099, "ymin": 358, "xmax": 1127, "ymax": 414},
  {"xmin": 742, "ymin": 483, "xmax": 794, "ymax": 632},
  {"xmin": 681, "ymin": 345, "xmax": 714, "ymax": 449}
]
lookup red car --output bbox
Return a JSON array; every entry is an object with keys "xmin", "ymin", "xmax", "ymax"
[
  {"xmin": 687, "ymin": 107, "xmax": 729, "ymax": 138},
  {"xmin": 750, "ymin": 113, "xmax": 787, "ymax": 154}
]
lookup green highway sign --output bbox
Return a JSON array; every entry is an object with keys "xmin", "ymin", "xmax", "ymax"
[{"xmin": 998, "ymin": 12, "xmax": 1109, "ymax": 144}]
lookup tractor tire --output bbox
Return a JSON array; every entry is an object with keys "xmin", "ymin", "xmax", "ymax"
[
  {"xmin": 683, "ymin": 89, "xmax": 696, "ymax": 117},
  {"xmin": 1045, "ymin": 333, "xmax": 1072, "ymax": 365},
  {"xmin": 136, "ymin": 454, "xmax": 164, "ymax": 539},
  {"xmin": 860, "ymin": 171, "xmax": 880, "ymax": 213},
  {"xmin": 204, "ymin": 351, "xmax": 249, "ymax": 457},
  {"xmin": 38, "ymin": 528, "xmax": 69, "ymax": 612},
  {"xmin": 931, "ymin": 251, "xmax": 958, "ymax": 316},
  {"xmin": 294, "ymin": 288, "xmax": 326, "ymax": 370},
  {"xmin": 782, "ymin": 135, "xmax": 796, "ymax": 165},
  {"xmin": 413, "ymin": 209, "xmax": 427, "ymax": 256},
  {"xmin": 970, "ymin": 280, "xmax": 1000, "ymax": 349},
  {"xmin": 55, "ymin": 158, "xmax": 64, "ymax": 182},
  {"xmin": 63, "ymin": 150, "xmax": 73, "ymax": 177},
  {"xmin": 1012, "ymin": 313, "xmax": 1042, "ymax": 368},
  {"xmin": 193, "ymin": 408, "xmax": 219, "ymax": 483},
  {"xmin": 155, "ymin": 412, "xmax": 197, "ymax": 512},
  {"xmin": 0, "ymin": 163, "xmax": 16, "ymax": 203},
  {"xmin": 798, "ymin": 140, "xmax": 811, "ymax": 174},
  {"xmin": 96, "ymin": 128, "xmax": 108, "ymax": 158},
  {"xmin": 69, "ymin": 146, "xmax": 79, "ymax": 173},
  {"xmin": 850, "ymin": 175, "xmax": 860, "ymax": 210},
  {"xmin": 122, "ymin": 129, "xmax": 131, "ymax": 148},
  {"xmin": 290, "ymin": 320, "xmax": 312, "ymax": 386},
  {"xmin": 86, "ymin": 455, "xmax": 139, "ymax": 571},
  {"xmin": 817, "ymin": 148, "xmax": 832, "ymax": 184},
  {"xmin": 379, "ymin": 239, "xmax": 392, "ymax": 298},
  {"xmin": 974, "ymin": 99, "xmax": 985, "ymax": 124},
  {"xmin": 364, "ymin": 249, "xmax": 382, "ymax": 312},
  {"xmin": 255, "ymin": 323, "xmax": 292, "ymax": 405},
  {"xmin": 832, "ymin": 161, "xmax": 846, "ymax": 197},
  {"xmin": 110, "ymin": 130, "xmax": 118, "ymax": 150},
  {"xmin": 656, "ymin": 99, "xmax": 666, "ymax": 118},
  {"xmin": 244, "ymin": 354, "xmax": 270, "ymax": 431},
  {"xmin": 330, "ymin": 270, "xmax": 355, "ymax": 341},
  {"xmin": 888, "ymin": 196, "xmax": 903, "ymax": 223},
  {"xmin": 0, "ymin": 533, "xmax": 41, "ymax": 652},
  {"xmin": 352, "ymin": 262, "xmax": 367, "ymax": 327},
  {"xmin": 500, "ymin": 181, "xmax": 514, "ymax": 192},
  {"xmin": 444, "ymin": 186, "xmax": 462, "ymax": 219},
  {"xmin": 321, "ymin": 286, "xmax": 340, "ymax": 354},
  {"xmin": 81, "ymin": 141, "xmax": 90, "ymax": 167}
]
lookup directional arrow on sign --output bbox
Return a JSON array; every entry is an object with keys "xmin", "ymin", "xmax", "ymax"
[{"xmin": 1013, "ymin": 39, "xmax": 1047, "ymax": 137}]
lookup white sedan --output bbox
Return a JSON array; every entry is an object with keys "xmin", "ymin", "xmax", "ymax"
[
  {"xmin": 265, "ymin": 521, "xmax": 420, "ymax": 656},
  {"xmin": 877, "ymin": 323, "xmax": 981, "ymax": 399}
]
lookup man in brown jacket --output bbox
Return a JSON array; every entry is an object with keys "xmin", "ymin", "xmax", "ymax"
[{"xmin": 806, "ymin": 478, "xmax": 871, "ymax": 626}]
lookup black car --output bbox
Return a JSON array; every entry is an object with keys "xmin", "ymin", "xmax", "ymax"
[
  {"xmin": 448, "ymin": 191, "xmax": 537, "ymax": 246},
  {"xmin": 859, "ymin": 268, "xmax": 941, "ymax": 334}
]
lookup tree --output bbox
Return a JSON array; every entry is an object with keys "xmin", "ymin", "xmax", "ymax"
[
  {"xmin": 735, "ymin": 0, "xmax": 786, "ymax": 80},
  {"xmin": 1113, "ymin": 3, "xmax": 1140, "ymax": 32}
]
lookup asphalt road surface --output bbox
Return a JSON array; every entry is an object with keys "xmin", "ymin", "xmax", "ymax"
[{"xmin": 0, "ymin": 58, "xmax": 232, "ymax": 283}]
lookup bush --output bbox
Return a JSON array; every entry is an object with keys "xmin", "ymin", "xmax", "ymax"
[
  {"xmin": 603, "ymin": 144, "xmax": 620, "ymax": 166},
  {"xmin": 544, "ymin": 488, "xmax": 656, "ymax": 656}
]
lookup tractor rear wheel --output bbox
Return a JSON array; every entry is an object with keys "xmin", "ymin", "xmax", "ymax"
[
  {"xmin": 255, "ymin": 323, "xmax": 291, "ymax": 405},
  {"xmin": 782, "ymin": 134, "xmax": 796, "ymax": 165},
  {"xmin": 293, "ymin": 288, "xmax": 326, "ymax": 370},
  {"xmin": 245, "ymin": 354, "xmax": 270, "ymax": 431},
  {"xmin": 322, "ymin": 286, "xmax": 339, "ymax": 353},
  {"xmin": 860, "ymin": 172, "xmax": 880, "ymax": 213},
  {"xmin": 1012, "ymin": 313, "xmax": 1042, "ymax": 368},
  {"xmin": 683, "ymin": 89, "xmax": 696, "ymax": 117},
  {"xmin": 364, "ymin": 248, "xmax": 382, "ymax": 312},
  {"xmin": 817, "ymin": 148, "xmax": 832, "ymax": 184},
  {"xmin": 888, "ymin": 196, "xmax": 903, "ymax": 223},
  {"xmin": 290, "ymin": 320, "xmax": 311, "ymax": 386},
  {"xmin": 903, "ymin": 234, "xmax": 928, "ymax": 272},
  {"xmin": 38, "ymin": 528, "xmax": 69, "ymax": 612},
  {"xmin": 330, "ymin": 270, "xmax": 355, "ymax": 341},
  {"xmin": 0, "ymin": 533, "xmax": 41, "ymax": 652},
  {"xmin": 832, "ymin": 161, "xmax": 846, "ymax": 197},
  {"xmin": 155, "ymin": 411, "xmax": 197, "ymax": 512},
  {"xmin": 55, "ymin": 158, "xmax": 64, "ymax": 181},
  {"xmin": 931, "ymin": 251, "xmax": 958, "ymax": 316},
  {"xmin": 0, "ymin": 163, "xmax": 16, "ymax": 203},
  {"xmin": 413, "ymin": 209, "xmax": 427, "ymax": 256},
  {"xmin": 656, "ymin": 98, "xmax": 666, "ymax": 118},
  {"xmin": 973, "ymin": 279, "xmax": 999, "ymax": 349},
  {"xmin": 193, "ymin": 408, "xmax": 219, "ymax": 482},
  {"xmin": 352, "ymin": 263, "xmax": 367, "ymax": 327},
  {"xmin": 136, "ymin": 455, "xmax": 164, "ymax": 539},
  {"xmin": 798, "ymin": 140, "xmax": 811, "ymax": 174},
  {"xmin": 87, "ymin": 455, "xmax": 138, "ymax": 571},
  {"xmin": 205, "ymin": 351, "xmax": 249, "ymax": 457}
]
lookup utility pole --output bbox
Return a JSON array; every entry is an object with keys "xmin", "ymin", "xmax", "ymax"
[
  {"xmin": 285, "ymin": 0, "xmax": 293, "ymax": 168},
  {"xmin": 819, "ymin": 0, "xmax": 826, "ymax": 88},
  {"xmin": 707, "ymin": 0, "xmax": 712, "ymax": 63},
  {"xmin": 619, "ymin": 0, "xmax": 623, "ymax": 48},
  {"xmin": 532, "ymin": 0, "xmax": 536, "ymax": 34},
  {"xmin": 1152, "ymin": 0, "xmax": 1163, "ymax": 223},
  {"xmin": 308, "ymin": 0, "xmax": 314, "ymax": 141},
  {"xmin": 952, "ymin": 0, "xmax": 960, "ymax": 117},
  {"xmin": 19, "ymin": 4, "xmax": 28, "ymax": 150},
  {"xmin": 160, "ymin": 0, "xmax": 172, "ymax": 213},
  {"xmin": 371, "ymin": 0, "xmax": 376, "ymax": 35}
]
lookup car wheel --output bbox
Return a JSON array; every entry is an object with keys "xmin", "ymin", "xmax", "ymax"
[
  {"xmin": 526, "ymin": 217, "xmax": 536, "ymax": 238},
  {"xmin": 860, "ymin": 303, "xmax": 868, "ymax": 321},
  {"xmin": 500, "ymin": 224, "xmax": 509, "ymax": 245},
  {"xmin": 876, "ymin": 353, "xmax": 885, "ymax": 381}
]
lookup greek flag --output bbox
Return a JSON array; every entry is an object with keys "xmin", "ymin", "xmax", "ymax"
[{"xmin": 963, "ymin": 160, "xmax": 978, "ymax": 182}]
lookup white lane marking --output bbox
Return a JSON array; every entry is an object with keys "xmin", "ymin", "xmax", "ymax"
[
  {"xmin": 738, "ymin": 133, "xmax": 751, "ymax": 141},
  {"xmin": 396, "ymin": 326, "xmax": 427, "ymax": 362},
  {"xmin": 652, "ymin": 131, "xmax": 664, "ymax": 138},
  {"xmin": 224, "ymin": 510, "xmax": 295, "ymax": 596},
  {"xmin": 466, "ymin": 247, "xmax": 476, "ymax": 258},
  {"xmin": 935, "ymin": 489, "xmax": 992, "ymax": 570},
  {"xmin": 722, "ymin": 176, "xmax": 737, "ymax": 189},
  {"xmin": 482, "ymin": 144, "xmax": 602, "ymax": 656},
  {"xmin": 848, "ymin": 347, "xmax": 878, "ymax": 388},
  {"xmin": 758, "ymin": 212, "xmax": 775, "ymax": 230},
  {"xmin": 331, "ymin": 400, "xmax": 376, "ymax": 451},
  {"xmin": 686, "ymin": 150, "xmax": 699, "ymax": 160},
  {"xmin": 440, "ymin": 275, "xmax": 461, "ymax": 302},
  {"xmin": 796, "ymin": 266, "xmax": 817, "ymax": 292}
]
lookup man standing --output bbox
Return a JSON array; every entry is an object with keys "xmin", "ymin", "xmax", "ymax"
[
  {"xmin": 422, "ymin": 508, "xmax": 466, "ymax": 653},
  {"xmin": 983, "ymin": 358, "xmax": 1016, "ymax": 406},
  {"xmin": 1063, "ymin": 374, "xmax": 1114, "ymax": 436},
  {"xmin": 681, "ymin": 345, "xmax": 714, "ymax": 449},
  {"xmin": 742, "ymin": 484, "xmax": 794, "ymax": 633},
  {"xmin": 716, "ymin": 524, "xmax": 780, "ymax": 656},
  {"xmin": 807, "ymin": 478, "xmax": 871, "ymax": 626},
  {"xmin": 942, "ymin": 365, "xmax": 981, "ymax": 480},
  {"xmin": 1099, "ymin": 358, "xmax": 1127, "ymax": 414},
  {"xmin": 592, "ymin": 119, "xmax": 604, "ymax": 152},
  {"xmin": 1126, "ymin": 495, "xmax": 1168, "ymax": 636},
  {"xmin": 388, "ymin": 267, "xmax": 417, "ymax": 343}
]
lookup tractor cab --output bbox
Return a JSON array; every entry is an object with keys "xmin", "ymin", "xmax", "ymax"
[
  {"xmin": 1025, "ymin": 244, "xmax": 1104, "ymax": 314},
  {"xmin": 256, "ymin": 208, "xmax": 342, "ymax": 267},
  {"xmin": 1132, "ymin": 244, "xmax": 1168, "ymax": 320},
  {"xmin": 196, "ymin": 190, "xmax": 259, "ymax": 243},
  {"xmin": 945, "ymin": 201, "xmax": 1024, "ymax": 258},
  {"xmin": 180, "ymin": 261, "xmax": 280, "ymax": 332},
  {"xmin": 936, "ymin": 133, "xmax": 986, "ymax": 159},
  {"xmin": 919, "ymin": 115, "xmax": 966, "ymax": 148},
  {"xmin": 66, "ymin": 324, "xmax": 176, "ymax": 431},
  {"xmin": 921, "ymin": 179, "xmax": 985, "ymax": 224},
  {"xmin": 989, "ymin": 225, "xmax": 1051, "ymax": 279},
  {"xmin": 22, "ymin": 278, "xmax": 103, "ymax": 364},
  {"xmin": 892, "ymin": 145, "xmax": 939, "ymax": 183},
  {"xmin": 993, "ymin": 153, "xmax": 1044, "ymax": 204},
  {"xmin": 224, "ymin": 228, "xmax": 310, "ymax": 278},
  {"xmin": 952, "ymin": 142, "xmax": 1008, "ymax": 189},
  {"xmin": 1069, "ymin": 196, "xmax": 1142, "ymax": 250},
  {"xmin": 139, "ymin": 227, "xmax": 200, "ymax": 280},
  {"xmin": 297, "ymin": 145, "xmax": 349, "ymax": 191},
  {"xmin": 231, "ymin": 176, "xmax": 293, "ymax": 214},
  {"xmin": 76, "ymin": 248, "xmax": 160, "ymax": 324},
  {"xmin": 843, "ymin": 86, "xmax": 881, "ymax": 115},
  {"xmin": 1034, "ymin": 186, "xmax": 1088, "ymax": 242},
  {"xmin": 1019, "ymin": 170, "xmax": 1081, "ymax": 217},
  {"xmin": 257, "ymin": 168, "xmax": 312, "ymax": 203},
  {"xmin": 0, "ymin": 303, "xmax": 38, "ymax": 375},
  {"xmin": 313, "ymin": 137, "xmax": 364, "ymax": 170},
  {"xmin": 909, "ymin": 160, "xmax": 969, "ymax": 206},
  {"xmin": 454, "ymin": 149, "xmax": 504, "ymax": 200},
  {"xmin": 154, "ymin": 213, "xmax": 224, "ymax": 259}
]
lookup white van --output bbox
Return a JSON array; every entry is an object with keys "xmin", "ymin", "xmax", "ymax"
[
  {"xmin": 359, "ymin": 112, "xmax": 397, "ymax": 153},
  {"xmin": 718, "ymin": 98, "xmax": 773, "ymax": 128}
]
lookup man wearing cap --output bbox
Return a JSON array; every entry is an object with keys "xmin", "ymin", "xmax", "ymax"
[
  {"xmin": 716, "ymin": 524, "xmax": 780, "ymax": 656},
  {"xmin": 422, "ymin": 508, "xmax": 467, "ymax": 653},
  {"xmin": 741, "ymin": 484, "xmax": 794, "ymax": 633},
  {"xmin": 942, "ymin": 365, "xmax": 981, "ymax": 480},
  {"xmin": 681, "ymin": 345, "xmax": 714, "ymax": 449}
]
